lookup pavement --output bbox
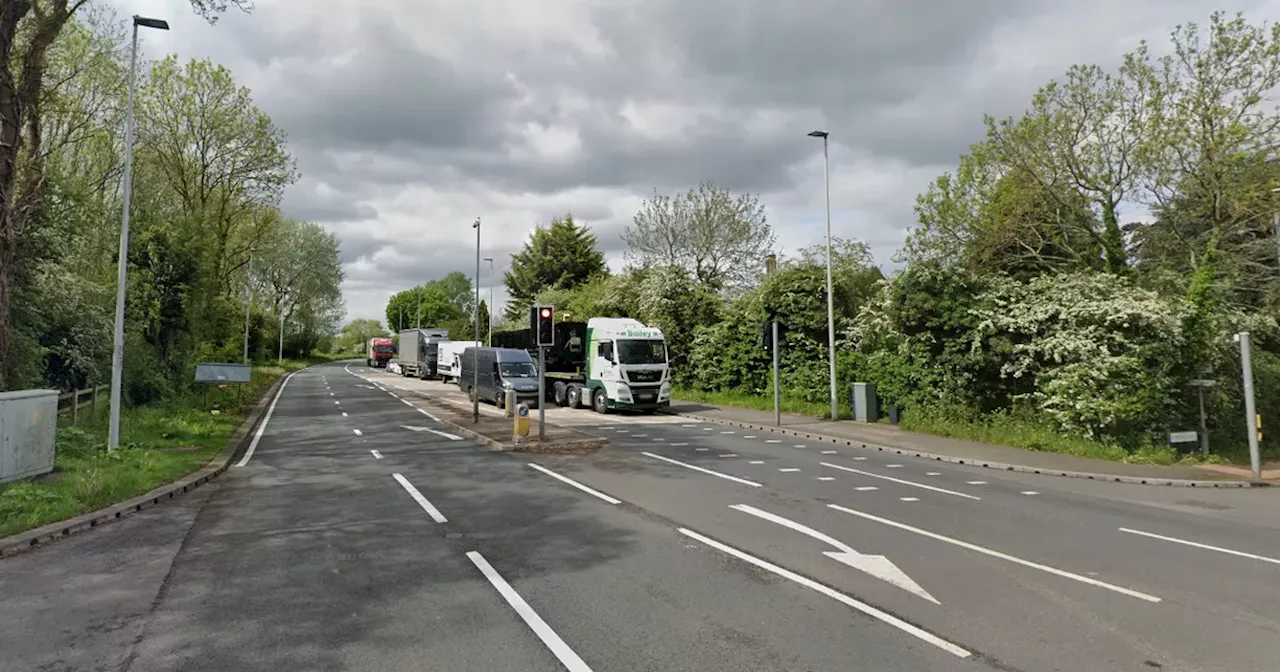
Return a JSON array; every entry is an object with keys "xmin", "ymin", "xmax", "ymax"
[
  {"xmin": 668, "ymin": 400, "xmax": 1266, "ymax": 483},
  {"xmin": 4, "ymin": 360, "xmax": 1280, "ymax": 671}
]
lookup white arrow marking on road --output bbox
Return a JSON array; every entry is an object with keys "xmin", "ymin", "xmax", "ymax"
[
  {"xmin": 400, "ymin": 425, "xmax": 463, "ymax": 441},
  {"xmin": 730, "ymin": 503, "xmax": 938, "ymax": 604}
]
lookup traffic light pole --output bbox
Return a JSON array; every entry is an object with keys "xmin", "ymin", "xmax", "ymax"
[{"xmin": 538, "ymin": 345, "xmax": 546, "ymax": 441}]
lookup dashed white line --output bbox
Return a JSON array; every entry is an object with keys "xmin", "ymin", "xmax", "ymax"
[
  {"xmin": 670, "ymin": 442, "xmax": 689, "ymax": 447},
  {"xmin": 794, "ymin": 444, "xmax": 807, "ymax": 448},
  {"xmin": 926, "ymin": 472, "xmax": 941, "ymax": 476},
  {"xmin": 370, "ymin": 450, "xmax": 382, "ymax": 459},
  {"xmin": 749, "ymin": 460, "xmax": 764, "ymax": 464},
  {"xmin": 702, "ymin": 427, "xmax": 714, "ymax": 431},
  {"xmin": 467, "ymin": 551, "xmax": 595, "ymax": 671},
  {"xmin": 392, "ymin": 473, "xmax": 448, "ymax": 523},
  {"xmin": 652, "ymin": 438, "xmax": 665, "ymax": 442},
  {"xmin": 681, "ymin": 424, "xmax": 697, "ymax": 428},
  {"xmin": 900, "ymin": 497, "xmax": 920, "ymax": 502},
  {"xmin": 720, "ymin": 431, "xmax": 735, "ymax": 435},
  {"xmin": 766, "ymin": 440, "xmax": 782, "ymax": 444},
  {"xmin": 642, "ymin": 452, "xmax": 762, "ymax": 487},
  {"xmin": 342, "ymin": 412, "xmax": 349, "ymax": 417},
  {"xmin": 1021, "ymin": 491, "xmax": 1039, "ymax": 496},
  {"xmin": 743, "ymin": 435, "xmax": 757, "ymax": 439},
  {"xmin": 334, "ymin": 400, "xmax": 340, "ymax": 405},
  {"xmin": 886, "ymin": 464, "xmax": 903, "ymax": 468},
  {"xmin": 852, "ymin": 456, "xmax": 867, "ymax": 461},
  {"xmin": 966, "ymin": 481, "xmax": 987, "ymax": 485},
  {"xmin": 695, "ymin": 448, "xmax": 709, "ymax": 452},
  {"xmin": 854, "ymin": 486, "xmax": 879, "ymax": 491},
  {"xmin": 817, "ymin": 477, "xmax": 835, "ymax": 481},
  {"xmin": 821, "ymin": 450, "xmax": 838, "ymax": 455},
  {"xmin": 778, "ymin": 468, "xmax": 801, "ymax": 473},
  {"xmin": 329, "ymin": 392, "xmax": 335, "ymax": 396},
  {"xmin": 632, "ymin": 434, "xmax": 649, "ymax": 438},
  {"xmin": 416, "ymin": 408, "xmax": 441, "ymax": 422},
  {"xmin": 678, "ymin": 528, "xmax": 970, "ymax": 658},
  {"xmin": 1118, "ymin": 528, "xmax": 1280, "ymax": 566},
  {"xmin": 401, "ymin": 399, "xmax": 414, "ymax": 406},
  {"xmin": 821, "ymin": 463, "xmax": 982, "ymax": 501},
  {"xmin": 353, "ymin": 429, "xmax": 363, "ymax": 436},
  {"xmin": 719, "ymin": 453, "xmax": 738, "ymax": 458},
  {"xmin": 829, "ymin": 504, "xmax": 1161, "ymax": 603},
  {"xmin": 234, "ymin": 371, "xmax": 297, "ymax": 467},
  {"xmin": 528, "ymin": 464, "xmax": 621, "ymax": 505}
]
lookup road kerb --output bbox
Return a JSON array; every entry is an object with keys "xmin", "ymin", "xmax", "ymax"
[
  {"xmin": 0, "ymin": 368, "xmax": 291, "ymax": 558},
  {"xmin": 664, "ymin": 410, "xmax": 1268, "ymax": 489}
]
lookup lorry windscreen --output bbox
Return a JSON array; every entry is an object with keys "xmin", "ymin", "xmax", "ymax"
[
  {"xmin": 499, "ymin": 362, "xmax": 536, "ymax": 378},
  {"xmin": 617, "ymin": 339, "xmax": 666, "ymax": 365},
  {"xmin": 374, "ymin": 346, "xmax": 394, "ymax": 353}
]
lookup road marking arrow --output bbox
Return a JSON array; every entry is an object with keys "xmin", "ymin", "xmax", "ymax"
[
  {"xmin": 730, "ymin": 503, "xmax": 938, "ymax": 604},
  {"xmin": 400, "ymin": 425, "xmax": 463, "ymax": 441}
]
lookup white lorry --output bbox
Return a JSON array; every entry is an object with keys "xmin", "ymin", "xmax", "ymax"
[
  {"xmin": 492, "ymin": 316, "xmax": 671, "ymax": 413},
  {"xmin": 437, "ymin": 340, "xmax": 482, "ymax": 383}
]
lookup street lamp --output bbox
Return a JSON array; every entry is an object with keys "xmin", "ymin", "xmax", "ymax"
[
  {"xmin": 483, "ymin": 257, "xmax": 493, "ymax": 345},
  {"xmin": 243, "ymin": 247, "xmax": 254, "ymax": 365},
  {"xmin": 472, "ymin": 218, "xmax": 481, "ymax": 424},
  {"xmin": 808, "ymin": 129, "xmax": 838, "ymax": 420},
  {"xmin": 107, "ymin": 15, "xmax": 170, "ymax": 452},
  {"xmin": 1270, "ymin": 187, "xmax": 1280, "ymax": 270}
]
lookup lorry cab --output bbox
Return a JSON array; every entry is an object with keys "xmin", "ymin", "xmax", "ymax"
[
  {"xmin": 584, "ymin": 318, "xmax": 670, "ymax": 413},
  {"xmin": 459, "ymin": 347, "xmax": 541, "ymax": 409}
]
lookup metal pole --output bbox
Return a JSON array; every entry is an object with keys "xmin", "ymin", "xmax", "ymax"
[
  {"xmin": 1239, "ymin": 332, "xmax": 1261, "ymax": 479},
  {"xmin": 1197, "ymin": 385, "xmax": 1209, "ymax": 455},
  {"xmin": 822, "ymin": 135, "xmax": 837, "ymax": 420},
  {"xmin": 243, "ymin": 248, "xmax": 253, "ymax": 365},
  {"xmin": 107, "ymin": 22, "xmax": 141, "ymax": 452},
  {"xmin": 772, "ymin": 320, "xmax": 780, "ymax": 426},
  {"xmin": 484, "ymin": 257, "xmax": 494, "ymax": 345},
  {"xmin": 1274, "ymin": 210, "xmax": 1280, "ymax": 271},
  {"xmin": 277, "ymin": 310, "xmax": 284, "ymax": 365},
  {"xmin": 538, "ymin": 345, "xmax": 546, "ymax": 441},
  {"xmin": 473, "ymin": 218, "xmax": 481, "ymax": 424}
]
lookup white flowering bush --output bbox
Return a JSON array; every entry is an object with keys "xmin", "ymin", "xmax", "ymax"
[{"xmin": 973, "ymin": 273, "xmax": 1191, "ymax": 441}]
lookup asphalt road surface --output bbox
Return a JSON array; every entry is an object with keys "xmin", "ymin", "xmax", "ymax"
[{"xmin": 6, "ymin": 360, "xmax": 1280, "ymax": 672}]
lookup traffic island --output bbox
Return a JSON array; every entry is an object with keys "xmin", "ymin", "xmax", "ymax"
[{"xmin": 405, "ymin": 392, "xmax": 607, "ymax": 455}]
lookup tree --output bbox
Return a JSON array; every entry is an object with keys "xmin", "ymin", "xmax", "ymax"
[
  {"xmin": 0, "ymin": 0, "xmax": 251, "ymax": 389},
  {"xmin": 338, "ymin": 318, "xmax": 388, "ymax": 353},
  {"xmin": 624, "ymin": 182, "xmax": 774, "ymax": 292},
  {"xmin": 503, "ymin": 214, "xmax": 607, "ymax": 320}
]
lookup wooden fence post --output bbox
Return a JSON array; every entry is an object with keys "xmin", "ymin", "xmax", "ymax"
[{"xmin": 72, "ymin": 387, "xmax": 80, "ymax": 425}]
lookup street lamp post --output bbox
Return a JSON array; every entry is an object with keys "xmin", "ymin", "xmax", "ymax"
[
  {"xmin": 808, "ymin": 129, "xmax": 838, "ymax": 420},
  {"xmin": 472, "ymin": 218, "xmax": 481, "ymax": 424},
  {"xmin": 483, "ymin": 257, "xmax": 494, "ymax": 345},
  {"xmin": 1271, "ymin": 187, "xmax": 1280, "ymax": 270},
  {"xmin": 277, "ymin": 309, "xmax": 285, "ymax": 366},
  {"xmin": 108, "ymin": 15, "xmax": 169, "ymax": 452},
  {"xmin": 243, "ymin": 247, "xmax": 254, "ymax": 365}
]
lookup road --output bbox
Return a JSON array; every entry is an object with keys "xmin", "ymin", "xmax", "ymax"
[{"xmin": 5, "ymin": 360, "xmax": 1280, "ymax": 671}]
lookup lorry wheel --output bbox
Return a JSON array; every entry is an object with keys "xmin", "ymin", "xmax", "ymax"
[
  {"xmin": 566, "ymin": 384, "xmax": 582, "ymax": 409},
  {"xmin": 553, "ymin": 382, "xmax": 568, "ymax": 407},
  {"xmin": 592, "ymin": 389, "xmax": 609, "ymax": 414}
]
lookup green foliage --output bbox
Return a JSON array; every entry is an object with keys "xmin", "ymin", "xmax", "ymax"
[
  {"xmin": 385, "ymin": 272, "xmax": 476, "ymax": 337},
  {"xmin": 337, "ymin": 319, "xmax": 389, "ymax": 354},
  {"xmin": 504, "ymin": 214, "xmax": 607, "ymax": 320}
]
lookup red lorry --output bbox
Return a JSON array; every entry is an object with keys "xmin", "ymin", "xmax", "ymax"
[{"xmin": 366, "ymin": 337, "xmax": 395, "ymax": 368}]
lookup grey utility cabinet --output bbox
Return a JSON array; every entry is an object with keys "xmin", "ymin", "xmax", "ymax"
[
  {"xmin": 851, "ymin": 382, "xmax": 879, "ymax": 423},
  {"xmin": 0, "ymin": 389, "xmax": 58, "ymax": 484}
]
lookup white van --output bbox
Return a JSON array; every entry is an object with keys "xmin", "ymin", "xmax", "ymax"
[{"xmin": 437, "ymin": 340, "xmax": 482, "ymax": 383}]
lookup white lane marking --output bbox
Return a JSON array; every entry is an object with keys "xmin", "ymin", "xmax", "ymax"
[
  {"xmin": 679, "ymin": 528, "xmax": 968, "ymax": 658},
  {"xmin": 390, "ymin": 393, "xmax": 400, "ymax": 399},
  {"xmin": 821, "ymin": 463, "xmax": 982, "ymax": 501},
  {"xmin": 926, "ymin": 472, "xmax": 941, "ymax": 476},
  {"xmin": 642, "ymin": 452, "xmax": 762, "ymax": 487},
  {"xmin": 718, "ymin": 453, "xmax": 738, "ymax": 458},
  {"xmin": 702, "ymin": 427, "xmax": 714, "ymax": 431},
  {"xmin": 416, "ymin": 408, "xmax": 441, "ymax": 422},
  {"xmin": 855, "ymin": 486, "xmax": 879, "ymax": 491},
  {"xmin": 652, "ymin": 438, "xmax": 665, "ymax": 442},
  {"xmin": 235, "ymin": 371, "xmax": 297, "ymax": 467},
  {"xmin": 720, "ymin": 431, "xmax": 735, "ymax": 434},
  {"xmin": 392, "ymin": 473, "xmax": 448, "ymax": 523},
  {"xmin": 467, "ymin": 551, "xmax": 595, "ymax": 672},
  {"xmin": 817, "ymin": 477, "xmax": 835, "ymax": 481},
  {"xmin": 371, "ymin": 450, "xmax": 382, "ymax": 459},
  {"xmin": 749, "ymin": 460, "xmax": 764, "ymax": 464},
  {"xmin": 743, "ymin": 435, "xmax": 757, "ymax": 439},
  {"xmin": 821, "ymin": 450, "xmax": 838, "ymax": 454},
  {"xmin": 886, "ymin": 464, "xmax": 903, "ymax": 468},
  {"xmin": 329, "ymin": 392, "xmax": 335, "ymax": 396},
  {"xmin": 1119, "ymin": 528, "xmax": 1280, "ymax": 566},
  {"xmin": 632, "ymin": 434, "xmax": 649, "ymax": 438},
  {"xmin": 766, "ymin": 440, "xmax": 782, "ymax": 444},
  {"xmin": 616, "ymin": 430, "xmax": 630, "ymax": 433},
  {"xmin": 966, "ymin": 481, "xmax": 987, "ymax": 485},
  {"xmin": 528, "ymin": 464, "xmax": 621, "ymax": 505},
  {"xmin": 681, "ymin": 424, "xmax": 697, "ymax": 428},
  {"xmin": 731, "ymin": 503, "xmax": 938, "ymax": 603},
  {"xmin": 342, "ymin": 412, "xmax": 348, "ymax": 417},
  {"xmin": 401, "ymin": 399, "xmax": 414, "ymax": 406},
  {"xmin": 334, "ymin": 400, "xmax": 340, "ymax": 405},
  {"xmin": 695, "ymin": 448, "xmax": 709, "ymax": 452},
  {"xmin": 670, "ymin": 442, "xmax": 689, "ymax": 447},
  {"xmin": 400, "ymin": 425, "xmax": 463, "ymax": 441},
  {"xmin": 829, "ymin": 504, "xmax": 1162, "ymax": 603},
  {"xmin": 852, "ymin": 456, "xmax": 867, "ymax": 461},
  {"xmin": 353, "ymin": 429, "xmax": 363, "ymax": 436},
  {"xmin": 778, "ymin": 468, "xmax": 801, "ymax": 473},
  {"xmin": 900, "ymin": 497, "xmax": 920, "ymax": 502},
  {"xmin": 794, "ymin": 444, "xmax": 807, "ymax": 448},
  {"xmin": 1021, "ymin": 491, "xmax": 1039, "ymax": 496}
]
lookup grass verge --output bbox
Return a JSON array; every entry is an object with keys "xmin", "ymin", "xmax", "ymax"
[
  {"xmin": 0, "ymin": 358, "xmax": 324, "ymax": 539},
  {"xmin": 672, "ymin": 386, "xmax": 853, "ymax": 420}
]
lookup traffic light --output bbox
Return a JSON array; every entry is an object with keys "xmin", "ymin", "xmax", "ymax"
[{"xmin": 531, "ymin": 305, "xmax": 555, "ymax": 346}]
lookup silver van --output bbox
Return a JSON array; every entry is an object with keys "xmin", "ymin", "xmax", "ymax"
[{"xmin": 458, "ymin": 347, "xmax": 540, "ymax": 409}]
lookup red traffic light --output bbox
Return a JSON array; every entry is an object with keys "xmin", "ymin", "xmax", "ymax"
[{"xmin": 540, "ymin": 308, "xmax": 552, "ymax": 318}]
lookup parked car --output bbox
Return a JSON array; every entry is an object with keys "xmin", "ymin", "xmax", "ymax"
[{"xmin": 386, "ymin": 359, "xmax": 401, "ymax": 374}]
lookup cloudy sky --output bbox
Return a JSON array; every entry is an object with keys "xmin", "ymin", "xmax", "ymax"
[{"xmin": 108, "ymin": 0, "xmax": 1274, "ymax": 325}]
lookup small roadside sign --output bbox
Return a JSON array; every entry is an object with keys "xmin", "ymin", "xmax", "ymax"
[{"xmin": 1168, "ymin": 431, "xmax": 1198, "ymax": 444}]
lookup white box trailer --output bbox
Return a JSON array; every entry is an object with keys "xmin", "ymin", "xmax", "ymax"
[{"xmin": 437, "ymin": 340, "xmax": 482, "ymax": 383}]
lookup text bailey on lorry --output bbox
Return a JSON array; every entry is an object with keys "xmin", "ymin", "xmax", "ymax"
[
  {"xmin": 397, "ymin": 328, "xmax": 450, "ymax": 379},
  {"xmin": 492, "ymin": 316, "xmax": 670, "ymax": 413},
  {"xmin": 366, "ymin": 337, "xmax": 395, "ymax": 368}
]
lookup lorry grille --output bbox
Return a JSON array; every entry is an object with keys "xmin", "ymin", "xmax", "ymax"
[{"xmin": 627, "ymin": 369, "xmax": 663, "ymax": 383}]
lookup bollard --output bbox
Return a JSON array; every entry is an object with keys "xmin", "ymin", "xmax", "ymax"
[
  {"xmin": 505, "ymin": 389, "xmax": 517, "ymax": 418},
  {"xmin": 513, "ymin": 403, "xmax": 530, "ymax": 444}
]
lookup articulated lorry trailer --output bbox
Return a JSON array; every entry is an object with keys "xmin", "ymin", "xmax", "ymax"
[
  {"xmin": 492, "ymin": 317, "xmax": 670, "ymax": 413},
  {"xmin": 366, "ymin": 337, "xmax": 395, "ymax": 368},
  {"xmin": 397, "ymin": 328, "xmax": 450, "ymax": 379}
]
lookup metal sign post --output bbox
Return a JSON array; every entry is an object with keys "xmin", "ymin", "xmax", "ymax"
[
  {"xmin": 1237, "ymin": 332, "xmax": 1261, "ymax": 479},
  {"xmin": 538, "ymin": 345, "xmax": 546, "ymax": 441},
  {"xmin": 1189, "ymin": 378, "xmax": 1215, "ymax": 455},
  {"xmin": 766, "ymin": 254, "xmax": 780, "ymax": 426}
]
